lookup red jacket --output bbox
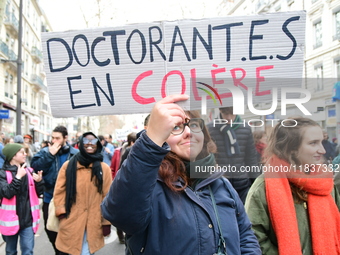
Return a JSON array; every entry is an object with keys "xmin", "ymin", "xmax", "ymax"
[{"xmin": 110, "ymin": 147, "xmax": 121, "ymax": 180}]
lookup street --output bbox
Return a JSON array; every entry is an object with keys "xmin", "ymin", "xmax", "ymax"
[{"xmin": 0, "ymin": 216, "xmax": 126, "ymax": 255}]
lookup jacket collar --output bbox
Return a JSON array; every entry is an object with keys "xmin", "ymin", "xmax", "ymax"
[
  {"xmin": 157, "ymin": 171, "xmax": 223, "ymax": 191},
  {"xmin": 2, "ymin": 161, "xmax": 18, "ymax": 172}
]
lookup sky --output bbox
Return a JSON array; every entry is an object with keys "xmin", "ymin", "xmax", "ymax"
[
  {"xmin": 39, "ymin": 0, "xmax": 225, "ymax": 32},
  {"xmin": 39, "ymin": 0, "xmax": 90, "ymax": 31}
]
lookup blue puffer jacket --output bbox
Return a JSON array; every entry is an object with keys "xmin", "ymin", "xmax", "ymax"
[
  {"xmin": 30, "ymin": 144, "xmax": 78, "ymax": 203},
  {"xmin": 101, "ymin": 132, "xmax": 261, "ymax": 255}
]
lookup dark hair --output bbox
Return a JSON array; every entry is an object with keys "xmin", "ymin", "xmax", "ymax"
[
  {"xmin": 144, "ymin": 114, "xmax": 150, "ymax": 127},
  {"xmin": 159, "ymin": 110, "xmax": 217, "ymax": 192},
  {"xmin": 98, "ymin": 135, "xmax": 105, "ymax": 141},
  {"xmin": 53, "ymin": 126, "xmax": 68, "ymax": 138},
  {"xmin": 41, "ymin": 140, "xmax": 51, "ymax": 147},
  {"xmin": 127, "ymin": 132, "xmax": 136, "ymax": 146},
  {"xmin": 219, "ymin": 106, "xmax": 233, "ymax": 115},
  {"xmin": 4, "ymin": 137, "xmax": 13, "ymax": 145}
]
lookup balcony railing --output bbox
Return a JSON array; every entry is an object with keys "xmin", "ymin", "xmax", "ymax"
[
  {"xmin": 41, "ymin": 103, "xmax": 48, "ymax": 112},
  {"xmin": 31, "ymin": 46, "xmax": 43, "ymax": 63},
  {"xmin": 8, "ymin": 49, "xmax": 17, "ymax": 61},
  {"xmin": 255, "ymin": 0, "xmax": 269, "ymax": 12},
  {"xmin": 333, "ymin": 33, "xmax": 340, "ymax": 41},
  {"xmin": 0, "ymin": 40, "xmax": 17, "ymax": 70},
  {"xmin": 4, "ymin": 11, "xmax": 18, "ymax": 35},
  {"xmin": 0, "ymin": 40, "xmax": 9, "ymax": 56},
  {"xmin": 0, "ymin": 40, "xmax": 17, "ymax": 60},
  {"xmin": 31, "ymin": 74, "xmax": 47, "ymax": 92}
]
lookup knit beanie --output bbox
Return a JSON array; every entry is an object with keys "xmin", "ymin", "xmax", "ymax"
[
  {"xmin": 13, "ymin": 135, "xmax": 24, "ymax": 144},
  {"xmin": 3, "ymin": 143, "xmax": 24, "ymax": 162}
]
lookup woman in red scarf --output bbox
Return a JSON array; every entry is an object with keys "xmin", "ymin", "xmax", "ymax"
[{"xmin": 245, "ymin": 117, "xmax": 340, "ymax": 255}]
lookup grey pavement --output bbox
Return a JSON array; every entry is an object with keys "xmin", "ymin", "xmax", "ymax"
[{"xmin": 0, "ymin": 211, "xmax": 126, "ymax": 255}]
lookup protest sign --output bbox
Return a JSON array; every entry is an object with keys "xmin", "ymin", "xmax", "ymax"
[
  {"xmin": 41, "ymin": 11, "xmax": 306, "ymax": 117},
  {"xmin": 115, "ymin": 128, "xmax": 139, "ymax": 141}
]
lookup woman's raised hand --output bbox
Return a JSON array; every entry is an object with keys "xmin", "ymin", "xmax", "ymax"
[
  {"xmin": 15, "ymin": 163, "xmax": 27, "ymax": 179},
  {"xmin": 147, "ymin": 94, "xmax": 189, "ymax": 147}
]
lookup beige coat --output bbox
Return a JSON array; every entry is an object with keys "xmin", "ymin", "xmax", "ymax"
[{"xmin": 54, "ymin": 161, "xmax": 112, "ymax": 255}]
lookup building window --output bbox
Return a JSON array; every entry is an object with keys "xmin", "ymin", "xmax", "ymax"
[
  {"xmin": 314, "ymin": 21, "xmax": 322, "ymax": 49},
  {"xmin": 40, "ymin": 115, "xmax": 45, "ymax": 127},
  {"xmin": 25, "ymin": 29, "xmax": 29, "ymax": 47},
  {"xmin": 315, "ymin": 65, "xmax": 323, "ymax": 91},
  {"xmin": 4, "ymin": 72, "xmax": 13, "ymax": 99},
  {"xmin": 31, "ymin": 91, "xmax": 36, "ymax": 109},
  {"xmin": 23, "ymin": 84, "xmax": 28, "ymax": 106},
  {"xmin": 32, "ymin": 12, "xmax": 36, "ymax": 29},
  {"xmin": 39, "ymin": 95, "xmax": 42, "ymax": 110},
  {"xmin": 334, "ymin": 11, "xmax": 340, "ymax": 41},
  {"xmin": 328, "ymin": 106, "xmax": 336, "ymax": 118},
  {"xmin": 6, "ymin": 0, "xmax": 10, "ymax": 12},
  {"xmin": 27, "ymin": 0, "xmax": 30, "ymax": 18},
  {"xmin": 46, "ymin": 116, "xmax": 50, "ymax": 130},
  {"xmin": 5, "ymin": 33, "xmax": 9, "ymax": 45},
  {"xmin": 337, "ymin": 60, "xmax": 340, "ymax": 80},
  {"xmin": 4, "ymin": 72, "xmax": 8, "ymax": 98}
]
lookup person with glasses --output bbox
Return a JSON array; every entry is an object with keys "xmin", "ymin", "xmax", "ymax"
[
  {"xmin": 101, "ymin": 94, "xmax": 261, "ymax": 255},
  {"xmin": 0, "ymin": 143, "xmax": 44, "ymax": 255},
  {"xmin": 53, "ymin": 132, "xmax": 112, "ymax": 255},
  {"xmin": 31, "ymin": 126, "xmax": 79, "ymax": 255}
]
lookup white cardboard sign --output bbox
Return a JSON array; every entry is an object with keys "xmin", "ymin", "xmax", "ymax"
[{"xmin": 42, "ymin": 11, "xmax": 306, "ymax": 117}]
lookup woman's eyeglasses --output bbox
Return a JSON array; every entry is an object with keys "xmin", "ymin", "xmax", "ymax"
[
  {"xmin": 83, "ymin": 138, "xmax": 98, "ymax": 144},
  {"xmin": 171, "ymin": 118, "xmax": 204, "ymax": 135}
]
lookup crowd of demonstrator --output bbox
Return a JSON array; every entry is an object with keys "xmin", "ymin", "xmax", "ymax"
[{"xmin": 1, "ymin": 95, "xmax": 340, "ymax": 255}]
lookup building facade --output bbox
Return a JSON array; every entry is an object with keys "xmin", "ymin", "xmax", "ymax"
[
  {"xmin": 220, "ymin": 0, "xmax": 340, "ymax": 138},
  {"xmin": 0, "ymin": 0, "xmax": 52, "ymax": 142}
]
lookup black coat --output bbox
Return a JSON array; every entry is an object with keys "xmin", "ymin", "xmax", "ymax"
[
  {"xmin": 0, "ymin": 162, "xmax": 44, "ymax": 231},
  {"xmin": 323, "ymin": 140, "xmax": 336, "ymax": 161},
  {"xmin": 207, "ymin": 119, "xmax": 259, "ymax": 202}
]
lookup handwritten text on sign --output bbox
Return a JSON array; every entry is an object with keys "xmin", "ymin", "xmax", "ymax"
[{"xmin": 41, "ymin": 11, "xmax": 305, "ymax": 117}]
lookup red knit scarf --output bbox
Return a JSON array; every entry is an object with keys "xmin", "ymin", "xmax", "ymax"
[{"xmin": 265, "ymin": 156, "xmax": 340, "ymax": 255}]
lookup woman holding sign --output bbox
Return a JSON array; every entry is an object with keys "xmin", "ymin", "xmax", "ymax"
[
  {"xmin": 101, "ymin": 94, "xmax": 261, "ymax": 254},
  {"xmin": 245, "ymin": 117, "xmax": 340, "ymax": 254}
]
